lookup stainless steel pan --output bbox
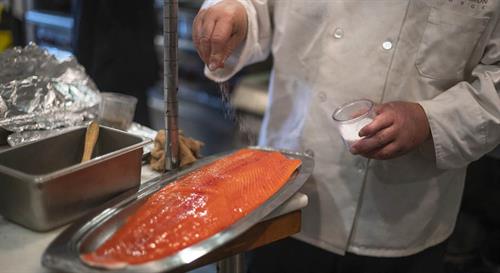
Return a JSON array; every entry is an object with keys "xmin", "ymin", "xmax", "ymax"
[{"xmin": 0, "ymin": 126, "xmax": 150, "ymax": 231}]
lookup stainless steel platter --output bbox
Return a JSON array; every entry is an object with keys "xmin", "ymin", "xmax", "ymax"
[{"xmin": 42, "ymin": 147, "xmax": 314, "ymax": 273}]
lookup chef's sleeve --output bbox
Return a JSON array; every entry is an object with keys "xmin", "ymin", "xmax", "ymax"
[
  {"xmin": 202, "ymin": 0, "xmax": 273, "ymax": 82},
  {"xmin": 418, "ymin": 19, "xmax": 500, "ymax": 170}
]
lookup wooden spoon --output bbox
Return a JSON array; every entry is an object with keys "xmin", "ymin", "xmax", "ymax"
[{"xmin": 81, "ymin": 121, "xmax": 100, "ymax": 163}]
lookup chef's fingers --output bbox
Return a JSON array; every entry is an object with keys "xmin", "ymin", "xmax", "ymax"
[
  {"xmin": 367, "ymin": 142, "xmax": 404, "ymax": 160},
  {"xmin": 374, "ymin": 104, "xmax": 384, "ymax": 114},
  {"xmin": 358, "ymin": 112, "xmax": 393, "ymax": 137},
  {"xmin": 209, "ymin": 17, "xmax": 233, "ymax": 70},
  {"xmin": 198, "ymin": 10, "xmax": 216, "ymax": 65},
  {"xmin": 351, "ymin": 126, "xmax": 396, "ymax": 155},
  {"xmin": 218, "ymin": 28, "xmax": 246, "ymax": 67},
  {"xmin": 192, "ymin": 9, "xmax": 207, "ymax": 62}
]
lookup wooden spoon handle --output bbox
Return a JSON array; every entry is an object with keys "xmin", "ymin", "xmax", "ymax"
[{"xmin": 81, "ymin": 121, "xmax": 100, "ymax": 163}]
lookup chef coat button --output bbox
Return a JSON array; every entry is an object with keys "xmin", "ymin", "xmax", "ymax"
[
  {"xmin": 318, "ymin": 92, "xmax": 327, "ymax": 101},
  {"xmin": 305, "ymin": 149, "xmax": 315, "ymax": 157},
  {"xmin": 332, "ymin": 28, "xmax": 344, "ymax": 39},
  {"xmin": 382, "ymin": 40, "xmax": 393, "ymax": 50}
]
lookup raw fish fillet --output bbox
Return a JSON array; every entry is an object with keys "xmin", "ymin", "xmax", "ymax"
[{"xmin": 81, "ymin": 149, "xmax": 301, "ymax": 268}]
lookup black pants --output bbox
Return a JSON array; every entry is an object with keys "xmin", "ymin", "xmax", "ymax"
[
  {"xmin": 445, "ymin": 155, "xmax": 500, "ymax": 272},
  {"xmin": 246, "ymin": 238, "xmax": 448, "ymax": 273}
]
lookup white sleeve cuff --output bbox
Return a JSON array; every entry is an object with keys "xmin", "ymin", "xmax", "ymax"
[{"xmin": 417, "ymin": 82, "xmax": 491, "ymax": 170}]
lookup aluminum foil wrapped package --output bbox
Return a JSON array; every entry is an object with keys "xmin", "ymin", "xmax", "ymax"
[
  {"xmin": 127, "ymin": 122, "xmax": 157, "ymax": 155},
  {"xmin": 0, "ymin": 43, "xmax": 100, "ymax": 145},
  {"xmin": 7, "ymin": 127, "xmax": 73, "ymax": 147},
  {"xmin": 6, "ymin": 122, "xmax": 157, "ymax": 148}
]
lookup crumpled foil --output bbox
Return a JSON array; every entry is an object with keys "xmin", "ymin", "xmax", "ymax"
[
  {"xmin": 6, "ymin": 122, "xmax": 157, "ymax": 151},
  {"xmin": 127, "ymin": 122, "xmax": 156, "ymax": 155},
  {"xmin": 7, "ymin": 127, "xmax": 73, "ymax": 146},
  {"xmin": 0, "ymin": 43, "xmax": 100, "ymax": 145}
]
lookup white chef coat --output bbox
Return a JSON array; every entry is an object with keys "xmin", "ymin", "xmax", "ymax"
[{"xmin": 203, "ymin": 0, "xmax": 500, "ymax": 257}]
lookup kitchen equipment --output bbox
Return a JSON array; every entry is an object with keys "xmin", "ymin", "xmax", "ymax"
[
  {"xmin": 81, "ymin": 121, "xmax": 99, "ymax": 162},
  {"xmin": 0, "ymin": 125, "xmax": 150, "ymax": 231},
  {"xmin": 42, "ymin": 147, "xmax": 314, "ymax": 273}
]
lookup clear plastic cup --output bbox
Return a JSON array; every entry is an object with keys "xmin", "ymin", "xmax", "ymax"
[
  {"xmin": 98, "ymin": 92, "xmax": 138, "ymax": 131},
  {"xmin": 332, "ymin": 99, "xmax": 375, "ymax": 149}
]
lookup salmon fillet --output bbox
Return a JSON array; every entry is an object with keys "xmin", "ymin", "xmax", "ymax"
[{"xmin": 81, "ymin": 149, "xmax": 301, "ymax": 268}]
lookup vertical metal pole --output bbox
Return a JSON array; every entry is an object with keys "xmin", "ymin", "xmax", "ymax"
[
  {"xmin": 163, "ymin": 3, "xmax": 243, "ymax": 272},
  {"xmin": 163, "ymin": 0, "xmax": 179, "ymax": 171}
]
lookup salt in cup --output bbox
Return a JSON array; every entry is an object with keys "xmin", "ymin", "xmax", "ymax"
[{"xmin": 332, "ymin": 99, "xmax": 375, "ymax": 150}]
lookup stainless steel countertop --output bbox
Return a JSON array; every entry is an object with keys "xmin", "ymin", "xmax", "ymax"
[{"xmin": 0, "ymin": 165, "xmax": 308, "ymax": 273}]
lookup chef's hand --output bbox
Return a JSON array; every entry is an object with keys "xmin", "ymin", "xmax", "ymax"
[
  {"xmin": 192, "ymin": 0, "xmax": 248, "ymax": 71},
  {"xmin": 350, "ymin": 101, "xmax": 431, "ymax": 160}
]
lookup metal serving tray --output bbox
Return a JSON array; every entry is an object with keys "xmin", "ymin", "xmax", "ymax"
[
  {"xmin": 42, "ymin": 147, "xmax": 314, "ymax": 273},
  {"xmin": 0, "ymin": 126, "xmax": 150, "ymax": 231}
]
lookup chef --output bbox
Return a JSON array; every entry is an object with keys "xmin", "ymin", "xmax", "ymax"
[{"xmin": 193, "ymin": 0, "xmax": 500, "ymax": 272}]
